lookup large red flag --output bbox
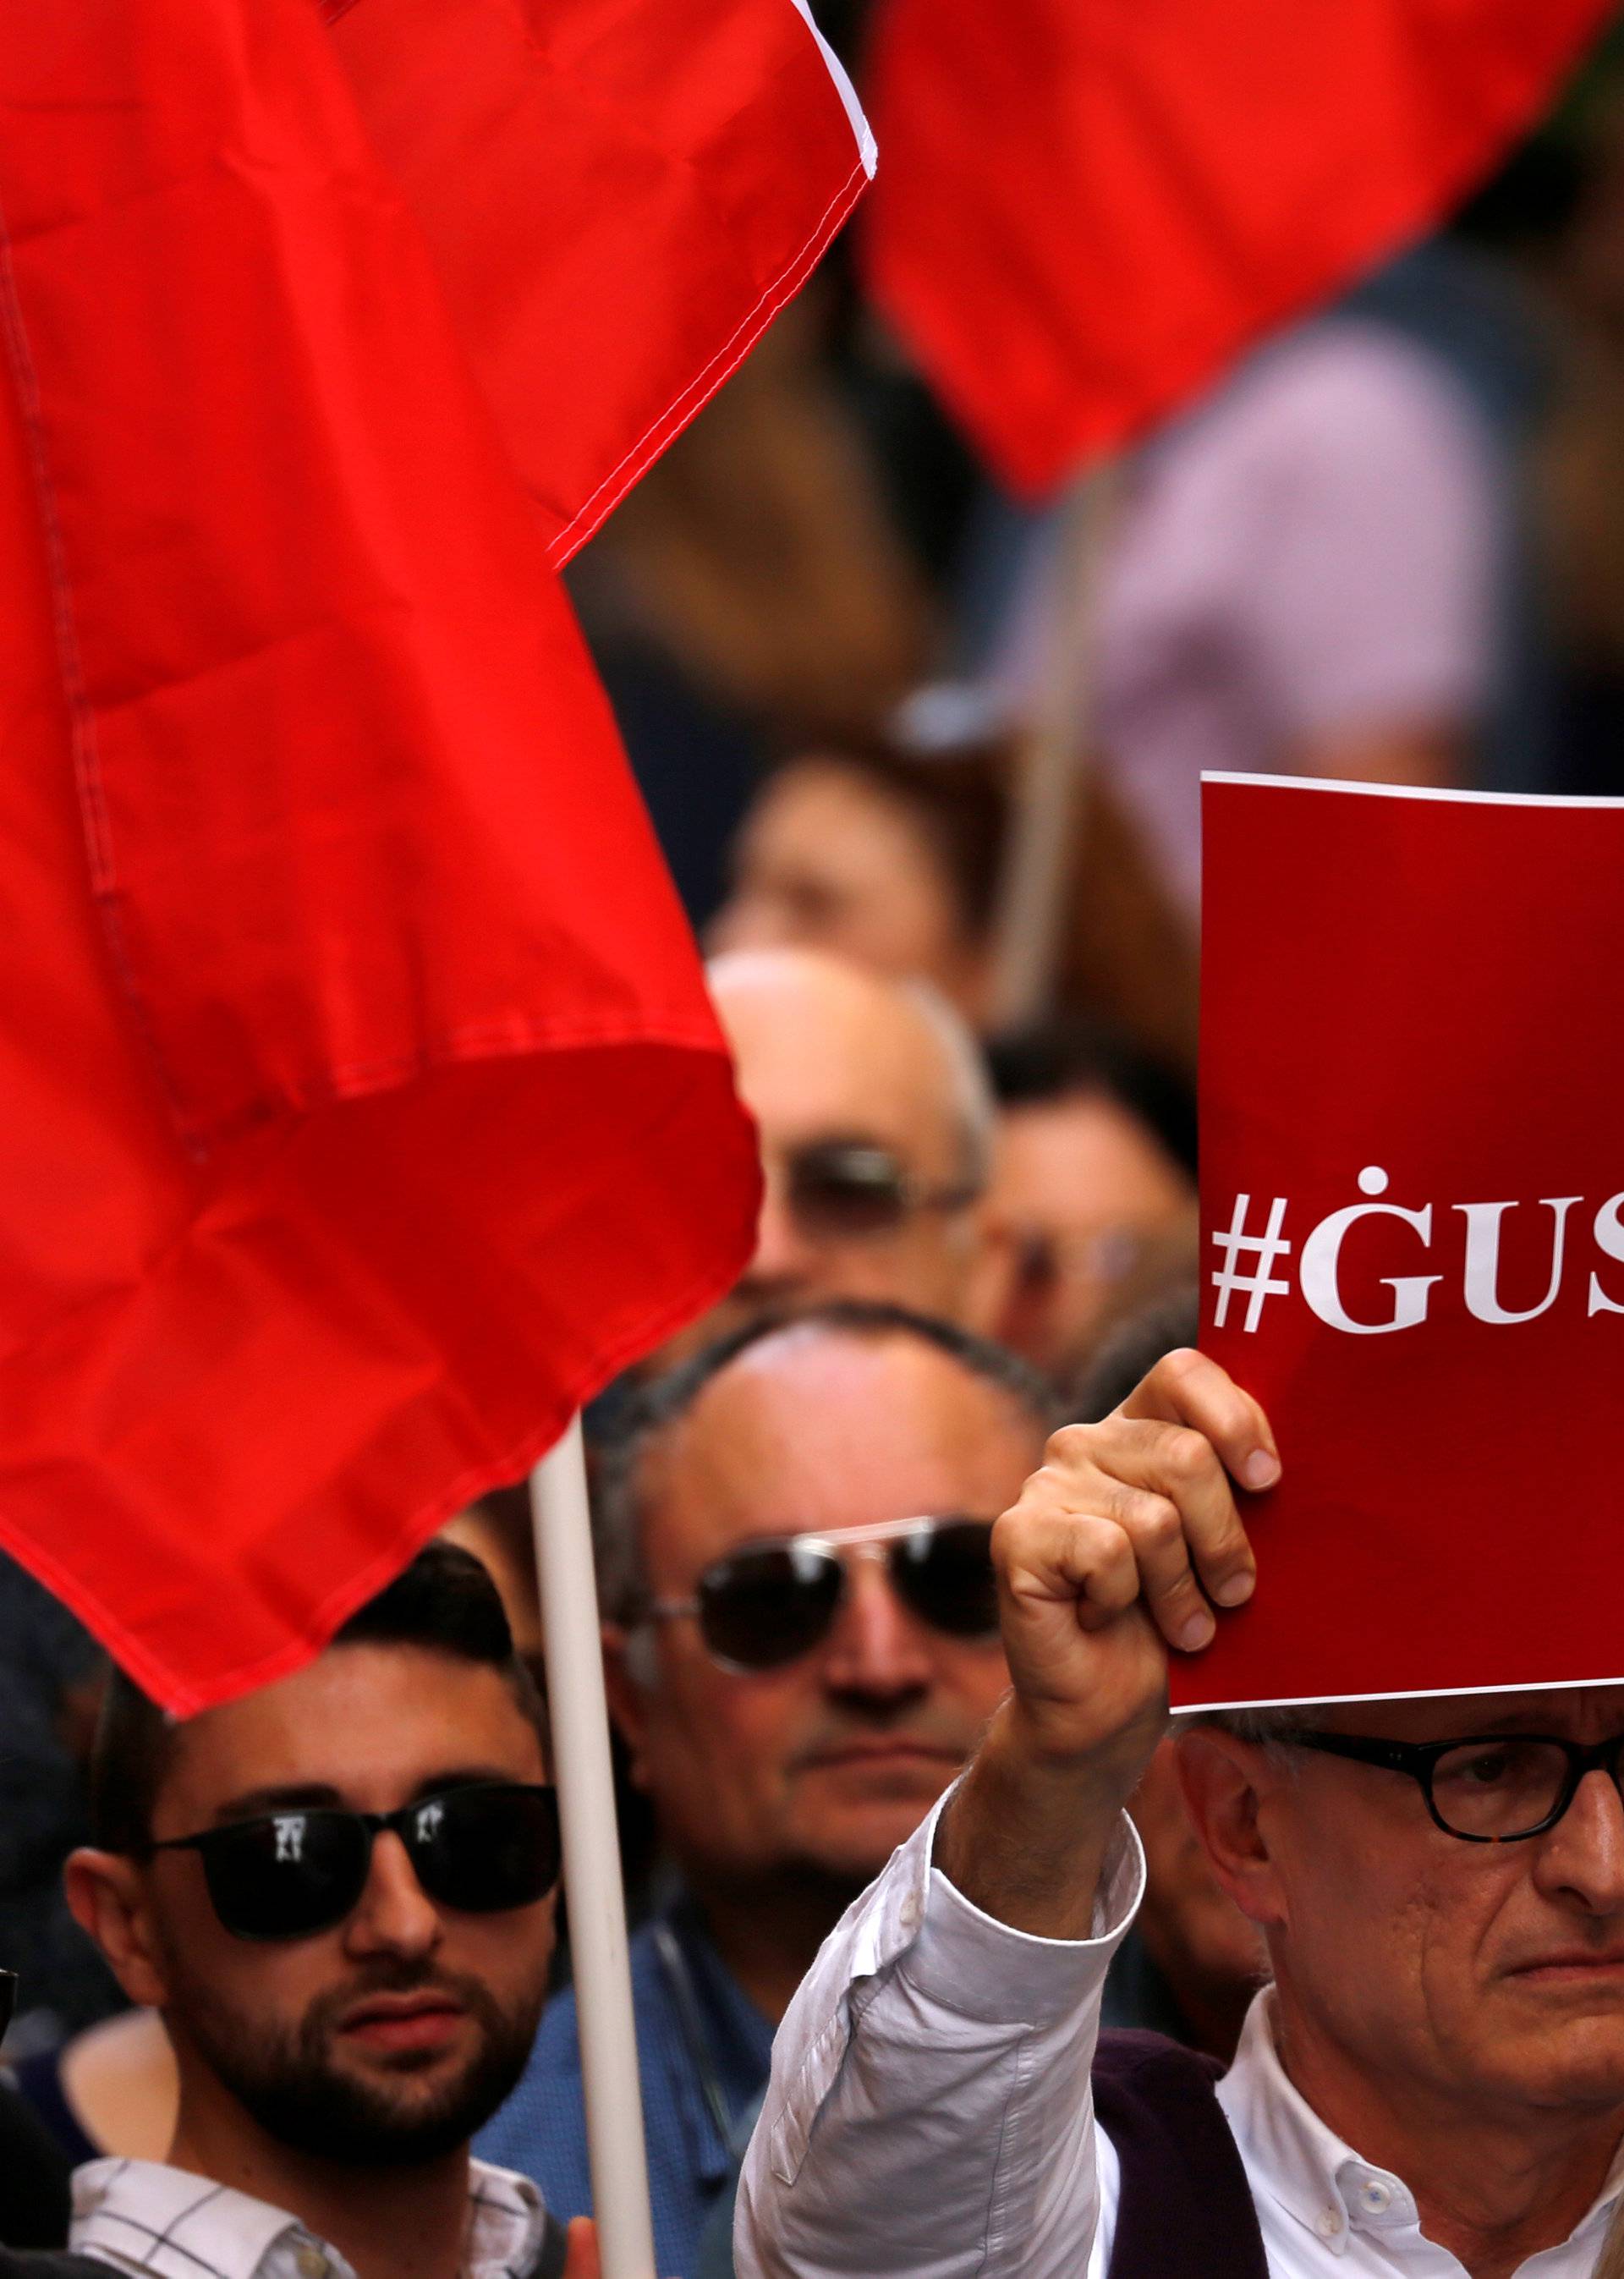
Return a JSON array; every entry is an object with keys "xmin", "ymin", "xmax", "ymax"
[
  {"xmin": 863, "ymin": 0, "xmax": 1609, "ymax": 497},
  {"xmin": 325, "ymin": 0, "xmax": 875, "ymax": 563},
  {"xmin": 0, "ymin": 0, "xmax": 760, "ymax": 1713}
]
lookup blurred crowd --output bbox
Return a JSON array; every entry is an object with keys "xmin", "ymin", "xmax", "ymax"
[{"xmin": 8, "ymin": 28, "xmax": 1624, "ymax": 2279}]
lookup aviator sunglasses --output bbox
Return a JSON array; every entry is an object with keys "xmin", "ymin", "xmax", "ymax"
[
  {"xmin": 779, "ymin": 1138, "xmax": 981, "ymax": 1243},
  {"xmin": 145, "ymin": 1781, "xmax": 561, "ymax": 1941},
  {"xmin": 644, "ymin": 1513, "xmax": 1000, "ymax": 1672}
]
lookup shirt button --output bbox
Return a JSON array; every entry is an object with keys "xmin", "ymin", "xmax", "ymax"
[
  {"xmin": 1358, "ymin": 2179, "xmax": 1392, "ymax": 2216},
  {"xmin": 295, "ymin": 2249, "xmax": 330, "ymax": 2279},
  {"xmin": 1315, "ymin": 2208, "xmax": 1342, "ymax": 2238}
]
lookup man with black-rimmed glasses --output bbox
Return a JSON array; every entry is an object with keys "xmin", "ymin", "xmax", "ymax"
[
  {"xmin": 60, "ymin": 1544, "xmax": 598, "ymax": 2279},
  {"xmin": 738, "ymin": 1345, "xmax": 1624, "ymax": 2279}
]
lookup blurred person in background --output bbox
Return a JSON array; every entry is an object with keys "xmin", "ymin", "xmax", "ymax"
[
  {"xmin": 985, "ymin": 301, "xmax": 1502, "ymax": 919},
  {"xmin": 678, "ymin": 948, "xmax": 1013, "ymax": 1358},
  {"xmin": 441, "ymin": 1490, "xmax": 543, "ymax": 1679},
  {"xmin": 8, "ymin": 2004, "xmax": 177, "ymax": 2172},
  {"xmin": 1520, "ymin": 75, "xmax": 1624, "ymax": 798},
  {"xmin": 985, "ymin": 1020, "xmax": 1198, "ymax": 1389},
  {"xmin": 1074, "ymin": 1293, "xmax": 1268, "ymax": 2065},
  {"xmin": 0, "ymin": 1557, "xmax": 118, "ymax": 2057},
  {"xmin": 60, "ymin": 1545, "xmax": 592, "ymax": 2279},
  {"xmin": 0, "ymin": 1963, "xmax": 80, "ymax": 2256},
  {"xmin": 480, "ymin": 1302, "xmax": 1055, "ymax": 2276},
  {"xmin": 710, "ymin": 722, "xmax": 1196, "ymax": 1069},
  {"xmin": 569, "ymin": 293, "xmax": 939, "ymax": 925}
]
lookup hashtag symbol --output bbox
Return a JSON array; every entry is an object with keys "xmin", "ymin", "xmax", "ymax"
[{"xmin": 1210, "ymin": 1194, "xmax": 1292, "ymax": 1332}]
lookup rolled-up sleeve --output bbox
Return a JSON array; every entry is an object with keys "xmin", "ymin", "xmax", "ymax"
[{"xmin": 734, "ymin": 1786, "xmax": 1144, "ymax": 2279}]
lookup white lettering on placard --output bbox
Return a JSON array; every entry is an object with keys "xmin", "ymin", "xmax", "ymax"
[
  {"xmin": 1210, "ymin": 1173, "xmax": 1624, "ymax": 1335},
  {"xmin": 1455, "ymin": 1197, "xmax": 1579, "ymax": 1325},
  {"xmin": 1589, "ymin": 1192, "xmax": 1624, "ymax": 1317},
  {"xmin": 1298, "ymin": 1167, "xmax": 1441, "ymax": 1335},
  {"xmin": 1210, "ymin": 1193, "xmax": 1292, "ymax": 1331}
]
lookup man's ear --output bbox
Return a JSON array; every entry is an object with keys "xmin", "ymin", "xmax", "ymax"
[
  {"xmin": 64, "ymin": 1848, "xmax": 172, "ymax": 2009},
  {"xmin": 1172, "ymin": 1727, "xmax": 1290, "ymax": 1932},
  {"xmin": 600, "ymin": 1623, "xmax": 653, "ymax": 1790}
]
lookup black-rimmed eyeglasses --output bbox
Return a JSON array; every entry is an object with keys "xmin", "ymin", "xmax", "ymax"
[{"xmin": 1287, "ymin": 1730, "xmax": 1624, "ymax": 1843}]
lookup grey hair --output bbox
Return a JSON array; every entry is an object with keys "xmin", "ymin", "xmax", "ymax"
[
  {"xmin": 901, "ymin": 978, "xmax": 996, "ymax": 1194},
  {"xmin": 1174, "ymin": 1705, "xmax": 1330, "ymax": 1746},
  {"xmin": 592, "ymin": 1299, "xmax": 1060, "ymax": 1660}
]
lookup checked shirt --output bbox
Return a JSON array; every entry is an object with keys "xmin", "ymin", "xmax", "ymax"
[{"xmin": 70, "ymin": 2155, "xmax": 546, "ymax": 2279}]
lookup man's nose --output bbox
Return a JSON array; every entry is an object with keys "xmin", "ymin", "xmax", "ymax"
[
  {"xmin": 1533, "ymin": 1770, "xmax": 1624, "ymax": 1913},
  {"xmin": 819, "ymin": 1555, "xmax": 934, "ymax": 1704},
  {"xmin": 343, "ymin": 1830, "xmax": 443, "ymax": 1961}
]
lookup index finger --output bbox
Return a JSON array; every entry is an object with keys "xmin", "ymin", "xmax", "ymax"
[{"xmin": 1117, "ymin": 1348, "xmax": 1280, "ymax": 1493}]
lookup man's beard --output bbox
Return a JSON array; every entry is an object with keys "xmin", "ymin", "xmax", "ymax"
[{"xmin": 176, "ymin": 1962, "xmax": 545, "ymax": 2169}]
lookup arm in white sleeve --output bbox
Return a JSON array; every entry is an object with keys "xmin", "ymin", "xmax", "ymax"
[{"xmin": 733, "ymin": 1784, "xmax": 1144, "ymax": 2279}]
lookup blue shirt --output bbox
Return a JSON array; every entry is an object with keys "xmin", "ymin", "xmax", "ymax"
[{"xmin": 476, "ymin": 1897, "xmax": 773, "ymax": 2279}]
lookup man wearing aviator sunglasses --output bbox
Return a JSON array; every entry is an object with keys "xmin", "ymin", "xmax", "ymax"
[
  {"xmin": 740, "ymin": 1347, "xmax": 1624, "ymax": 2279},
  {"xmin": 60, "ymin": 1545, "xmax": 598, "ymax": 2279},
  {"xmin": 481, "ymin": 1302, "xmax": 1053, "ymax": 2276}
]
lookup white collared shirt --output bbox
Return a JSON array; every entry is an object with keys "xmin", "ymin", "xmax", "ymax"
[
  {"xmin": 734, "ymin": 1792, "xmax": 1624, "ymax": 2279},
  {"xmin": 71, "ymin": 2155, "xmax": 546, "ymax": 2279}
]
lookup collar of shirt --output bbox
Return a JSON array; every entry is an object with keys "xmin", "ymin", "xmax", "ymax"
[
  {"xmin": 1215, "ymin": 1990, "xmax": 1624, "ymax": 2266},
  {"xmin": 71, "ymin": 2155, "xmax": 546, "ymax": 2279},
  {"xmin": 651, "ymin": 1893, "xmax": 776, "ymax": 2185}
]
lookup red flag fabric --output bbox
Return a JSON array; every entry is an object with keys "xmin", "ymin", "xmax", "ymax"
[
  {"xmin": 1186, "ymin": 776, "xmax": 1624, "ymax": 1711},
  {"xmin": 324, "ymin": 0, "xmax": 875, "ymax": 565},
  {"xmin": 863, "ymin": 0, "xmax": 1609, "ymax": 498},
  {"xmin": 0, "ymin": 0, "xmax": 759, "ymax": 1714}
]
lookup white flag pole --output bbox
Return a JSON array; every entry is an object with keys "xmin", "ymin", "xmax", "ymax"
[
  {"xmin": 988, "ymin": 463, "xmax": 1118, "ymax": 1028},
  {"xmin": 531, "ymin": 1414, "xmax": 657, "ymax": 2279}
]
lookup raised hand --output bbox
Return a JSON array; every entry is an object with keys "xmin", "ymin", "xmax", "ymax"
[{"xmin": 935, "ymin": 1349, "xmax": 1277, "ymax": 1936}]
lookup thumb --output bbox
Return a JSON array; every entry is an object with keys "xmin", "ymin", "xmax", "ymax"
[{"xmin": 562, "ymin": 2216, "xmax": 601, "ymax": 2279}]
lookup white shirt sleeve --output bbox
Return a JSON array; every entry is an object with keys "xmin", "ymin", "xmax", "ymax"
[{"xmin": 733, "ymin": 1785, "xmax": 1145, "ymax": 2279}]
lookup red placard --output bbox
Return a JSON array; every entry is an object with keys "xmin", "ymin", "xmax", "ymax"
[{"xmin": 1181, "ymin": 776, "xmax": 1624, "ymax": 1711}]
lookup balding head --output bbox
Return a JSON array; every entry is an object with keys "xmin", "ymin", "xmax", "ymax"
[
  {"xmin": 689, "ymin": 951, "xmax": 1002, "ymax": 1346},
  {"xmin": 598, "ymin": 1304, "xmax": 1049, "ymax": 1911}
]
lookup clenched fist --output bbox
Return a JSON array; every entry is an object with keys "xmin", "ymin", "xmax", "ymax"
[{"xmin": 935, "ymin": 1349, "xmax": 1278, "ymax": 1937}]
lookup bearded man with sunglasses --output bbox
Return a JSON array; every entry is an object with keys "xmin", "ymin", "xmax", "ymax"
[
  {"xmin": 737, "ymin": 1346, "xmax": 1624, "ymax": 2279},
  {"xmin": 482, "ymin": 1303, "xmax": 1053, "ymax": 2276},
  {"xmin": 60, "ymin": 1543, "xmax": 598, "ymax": 2279}
]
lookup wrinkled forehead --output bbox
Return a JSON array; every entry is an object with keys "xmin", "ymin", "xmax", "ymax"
[
  {"xmin": 716, "ymin": 964, "xmax": 962, "ymax": 1171},
  {"xmin": 642, "ymin": 1332, "xmax": 1043, "ymax": 1573},
  {"xmin": 1318, "ymin": 1683, "xmax": 1624, "ymax": 1742}
]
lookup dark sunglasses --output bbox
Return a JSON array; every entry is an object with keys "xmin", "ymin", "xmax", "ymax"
[
  {"xmin": 782, "ymin": 1139, "xmax": 980, "ymax": 1243},
  {"xmin": 646, "ymin": 1514, "xmax": 1000, "ymax": 1672},
  {"xmin": 147, "ymin": 1782, "xmax": 561, "ymax": 1941}
]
